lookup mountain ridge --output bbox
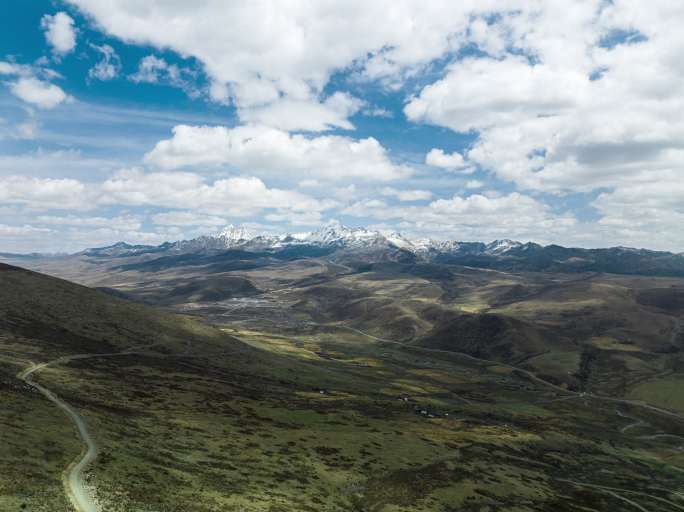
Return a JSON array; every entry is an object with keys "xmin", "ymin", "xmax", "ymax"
[
  {"xmin": 7, "ymin": 222, "xmax": 684, "ymax": 277},
  {"xmin": 87, "ymin": 222, "xmax": 680, "ymax": 259}
]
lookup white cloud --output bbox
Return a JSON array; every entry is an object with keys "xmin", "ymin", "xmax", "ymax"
[
  {"xmin": 425, "ymin": 148, "xmax": 467, "ymax": 170},
  {"xmin": 362, "ymin": 106, "xmax": 393, "ymax": 118},
  {"xmin": 36, "ymin": 214, "xmax": 142, "ymax": 231},
  {"xmin": 129, "ymin": 55, "xmax": 199, "ymax": 96},
  {"xmin": 100, "ymin": 168, "xmax": 333, "ymax": 217},
  {"xmin": 4, "ymin": 2, "xmax": 684, "ymax": 252},
  {"xmin": 0, "ymin": 164, "xmax": 336, "ymax": 229},
  {"xmin": 0, "ymin": 61, "xmax": 22, "ymax": 75},
  {"xmin": 66, "ymin": 1, "xmax": 470, "ymax": 91},
  {"xmin": 464, "ymin": 180, "xmax": 484, "ymax": 189},
  {"xmin": 467, "ymin": 16, "xmax": 509, "ymax": 57},
  {"xmin": 152, "ymin": 211, "xmax": 226, "ymax": 227},
  {"xmin": 0, "ymin": 176, "xmax": 89, "ymax": 210},
  {"xmin": 403, "ymin": 3, "xmax": 684, "ymax": 239},
  {"xmin": 0, "ymin": 223, "xmax": 178, "ymax": 254},
  {"xmin": 239, "ymin": 92, "xmax": 363, "ymax": 132},
  {"xmin": 0, "ymin": 114, "xmax": 40, "ymax": 140},
  {"xmin": 333, "ymin": 184, "xmax": 358, "ymax": 201},
  {"xmin": 65, "ymin": 1, "xmax": 503, "ymax": 128},
  {"xmin": 298, "ymin": 179, "xmax": 320, "ymax": 188},
  {"xmin": 0, "ymin": 60, "xmax": 70, "ymax": 109},
  {"xmin": 41, "ymin": 12, "xmax": 77, "ymax": 55},
  {"xmin": 0, "ymin": 224, "xmax": 52, "ymax": 236},
  {"xmin": 88, "ymin": 44, "xmax": 121, "ymax": 81},
  {"xmin": 408, "ymin": 56, "xmax": 583, "ymax": 134},
  {"xmin": 129, "ymin": 55, "xmax": 170, "ymax": 83},
  {"xmin": 344, "ymin": 191, "xmax": 577, "ymax": 242},
  {"xmin": 144, "ymin": 124, "xmax": 412, "ymax": 181},
  {"xmin": 9, "ymin": 77, "xmax": 68, "ymax": 109},
  {"xmin": 587, "ymin": 173, "xmax": 684, "ymax": 250},
  {"xmin": 0, "ymin": 149, "xmax": 117, "ymax": 180},
  {"xmin": 397, "ymin": 1, "xmax": 684, "ymax": 251},
  {"xmin": 381, "ymin": 187, "xmax": 432, "ymax": 201},
  {"xmin": 264, "ymin": 209, "xmax": 324, "ymax": 226},
  {"xmin": 15, "ymin": 119, "xmax": 40, "ymax": 139}
]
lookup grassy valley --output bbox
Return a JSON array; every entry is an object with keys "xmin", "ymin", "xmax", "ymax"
[{"xmin": 1, "ymin": 257, "xmax": 684, "ymax": 511}]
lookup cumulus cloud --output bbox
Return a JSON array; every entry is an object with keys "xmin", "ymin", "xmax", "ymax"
[
  {"xmin": 264, "ymin": 209, "xmax": 324, "ymax": 226},
  {"xmin": 144, "ymin": 124, "xmax": 412, "ymax": 181},
  {"xmin": 100, "ymin": 168, "xmax": 334, "ymax": 217},
  {"xmin": 36, "ymin": 214, "xmax": 142, "ymax": 231},
  {"xmin": 0, "ymin": 222, "xmax": 177, "ymax": 254},
  {"xmin": 4, "ymin": 2, "xmax": 684, "ymax": 251},
  {"xmin": 380, "ymin": 187, "xmax": 432, "ymax": 201},
  {"xmin": 2, "ymin": 167, "xmax": 335, "ymax": 222},
  {"xmin": 65, "ymin": 1, "xmax": 497, "ymax": 128},
  {"xmin": 152, "ymin": 211, "xmax": 227, "ymax": 227},
  {"xmin": 14, "ymin": 119, "xmax": 40, "ymax": 139},
  {"xmin": 0, "ymin": 149, "xmax": 121, "ymax": 185},
  {"xmin": 0, "ymin": 163, "xmax": 336, "ymax": 238},
  {"xmin": 464, "ymin": 180, "xmax": 484, "ymax": 189},
  {"xmin": 130, "ymin": 55, "xmax": 173, "ymax": 83},
  {"xmin": 0, "ymin": 60, "xmax": 69, "ymax": 109},
  {"xmin": 41, "ymin": 12, "xmax": 77, "ymax": 55},
  {"xmin": 407, "ymin": 56, "xmax": 583, "ymax": 133},
  {"xmin": 129, "ymin": 55, "xmax": 199, "ymax": 97},
  {"xmin": 0, "ymin": 176, "xmax": 89, "ymax": 210},
  {"xmin": 344, "ymin": 191, "xmax": 577, "ymax": 242},
  {"xmin": 425, "ymin": 148, "xmax": 467, "ymax": 170},
  {"xmin": 88, "ymin": 44, "xmax": 121, "ymax": 81},
  {"xmin": 0, "ymin": 224, "xmax": 52, "ymax": 236},
  {"xmin": 0, "ymin": 62, "xmax": 21, "ymax": 75},
  {"xmin": 239, "ymin": 92, "xmax": 364, "ymax": 132},
  {"xmin": 66, "ymin": 1, "xmax": 470, "ymax": 91},
  {"xmin": 0, "ymin": 112, "xmax": 40, "ymax": 140},
  {"xmin": 9, "ymin": 77, "xmax": 67, "ymax": 109},
  {"xmin": 403, "ymin": 1, "xmax": 684, "ymax": 245},
  {"xmin": 588, "ymin": 173, "xmax": 684, "ymax": 249}
]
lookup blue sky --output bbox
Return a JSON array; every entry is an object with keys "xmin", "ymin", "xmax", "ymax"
[{"xmin": 1, "ymin": 1, "xmax": 683, "ymax": 252}]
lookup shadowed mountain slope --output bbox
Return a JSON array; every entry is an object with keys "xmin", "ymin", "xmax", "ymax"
[{"xmin": 0, "ymin": 263, "xmax": 238, "ymax": 356}]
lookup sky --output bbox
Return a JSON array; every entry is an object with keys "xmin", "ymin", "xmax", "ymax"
[{"xmin": 1, "ymin": 0, "xmax": 683, "ymax": 253}]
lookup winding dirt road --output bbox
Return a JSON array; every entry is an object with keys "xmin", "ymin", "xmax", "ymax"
[
  {"xmin": 17, "ymin": 344, "xmax": 164, "ymax": 512},
  {"xmin": 19, "ymin": 361, "xmax": 100, "ymax": 512}
]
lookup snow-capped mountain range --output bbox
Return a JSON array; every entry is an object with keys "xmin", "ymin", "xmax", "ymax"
[
  {"xmin": 159, "ymin": 222, "xmax": 526, "ymax": 257},
  {"xmin": 68, "ymin": 221, "xmax": 684, "ymax": 277}
]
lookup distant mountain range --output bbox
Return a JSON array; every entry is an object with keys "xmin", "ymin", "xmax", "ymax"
[
  {"xmin": 82, "ymin": 223, "xmax": 530, "ymax": 257},
  {"xmin": 70, "ymin": 222, "xmax": 684, "ymax": 277}
]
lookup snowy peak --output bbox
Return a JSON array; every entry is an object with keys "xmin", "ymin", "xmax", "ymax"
[
  {"xmin": 216, "ymin": 224, "xmax": 256, "ymax": 244},
  {"xmin": 485, "ymin": 239, "xmax": 524, "ymax": 255},
  {"xmin": 149, "ymin": 222, "xmax": 532, "ymax": 257},
  {"xmin": 306, "ymin": 222, "xmax": 387, "ymax": 248},
  {"xmin": 171, "ymin": 222, "xmax": 434, "ymax": 254},
  {"xmin": 172, "ymin": 222, "xmax": 488, "ymax": 255},
  {"xmin": 424, "ymin": 240, "xmax": 461, "ymax": 253},
  {"xmin": 169, "ymin": 224, "xmax": 259, "ymax": 252},
  {"xmin": 78, "ymin": 226, "xmax": 684, "ymax": 278},
  {"xmin": 383, "ymin": 232, "xmax": 415, "ymax": 250}
]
